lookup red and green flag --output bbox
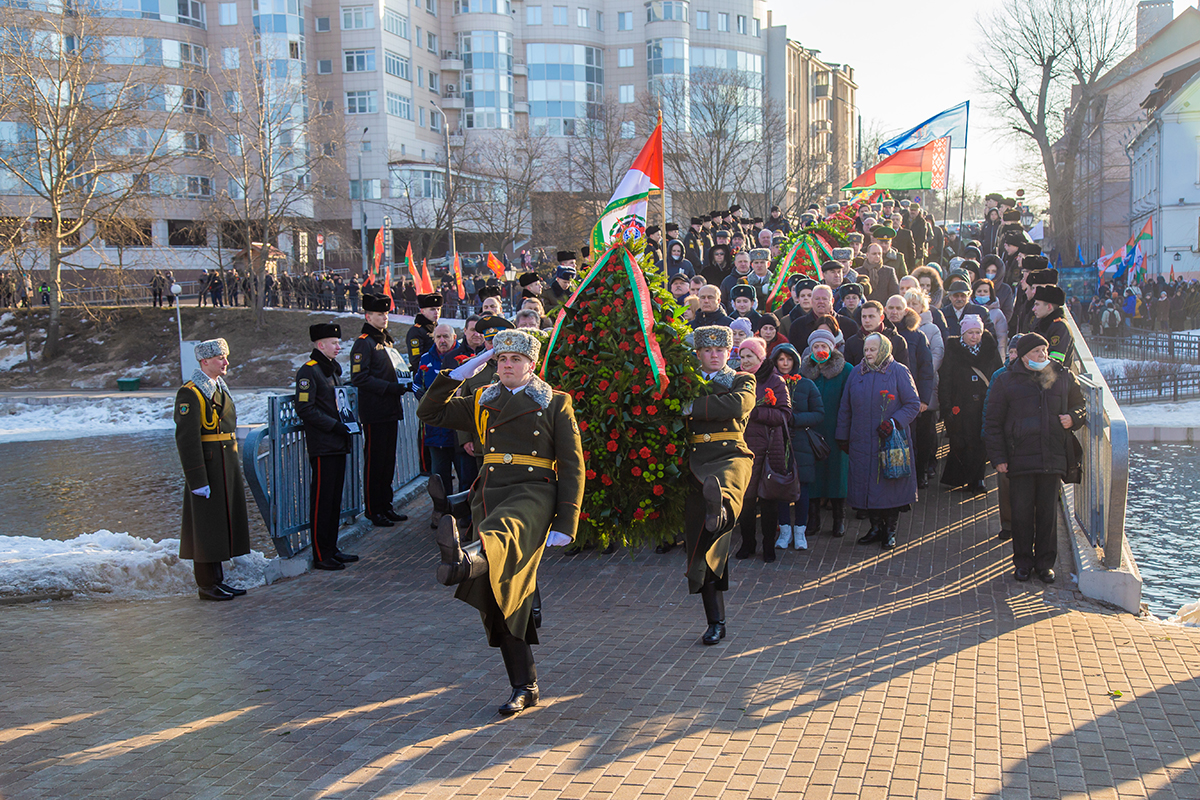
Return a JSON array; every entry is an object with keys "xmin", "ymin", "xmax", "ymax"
[{"xmin": 843, "ymin": 137, "xmax": 950, "ymax": 191}]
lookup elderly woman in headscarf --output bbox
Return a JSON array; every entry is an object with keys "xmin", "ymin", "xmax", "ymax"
[
  {"xmin": 835, "ymin": 332, "xmax": 922, "ymax": 551},
  {"xmin": 938, "ymin": 315, "xmax": 1003, "ymax": 494}
]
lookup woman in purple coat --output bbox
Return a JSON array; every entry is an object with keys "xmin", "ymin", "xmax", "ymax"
[{"xmin": 835, "ymin": 333, "xmax": 922, "ymax": 550}]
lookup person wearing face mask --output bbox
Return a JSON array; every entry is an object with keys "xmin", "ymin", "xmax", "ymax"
[
  {"xmin": 972, "ymin": 278, "xmax": 1009, "ymax": 358},
  {"xmin": 983, "ymin": 333, "xmax": 1085, "ymax": 583},
  {"xmin": 938, "ymin": 316, "xmax": 1002, "ymax": 494},
  {"xmin": 800, "ymin": 330, "xmax": 853, "ymax": 537},
  {"xmin": 978, "ymin": 255, "xmax": 1014, "ymax": 319},
  {"xmin": 665, "ymin": 238, "xmax": 695, "ymax": 280},
  {"xmin": 835, "ymin": 332, "xmax": 922, "ymax": 551}
]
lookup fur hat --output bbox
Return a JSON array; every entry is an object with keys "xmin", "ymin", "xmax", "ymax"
[
  {"xmin": 417, "ymin": 293, "xmax": 443, "ymax": 308},
  {"xmin": 361, "ymin": 293, "xmax": 392, "ymax": 313},
  {"xmin": 491, "ymin": 328, "xmax": 541, "ymax": 362},
  {"xmin": 1002, "ymin": 231, "xmax": 1029, "ymax": 248},
  {"xmin": 748, "ymin": 248, "xmax": 771, "ymax": 261},
  {"xmin": 960, "ymin": 315, "xmax": 984, "ymax": 333},
  {"xmin": 556, "ymin": 250, "xmax": 576, "ymax": 262},
  {"xmin": 846, "ymin": 232, "xmax": 864, "ymax": 244},
  {"xmin": 830, "ymin": 247, "xmax": 853, "ymax": 261},
  {"xmin": 1026, "ymin": 267, "xmax": 1058, "ymax": 286},
  {"xmin": 309, "ymin": 323, "xmax": 341, "ymax": 341},
  {"xmin": 1034, "ymin": 284, "xmax": 1066, "ymax": 306},
  {"xmin": 694, "ymin": 325, "xmax": 733, "ymax": 349},
  {"xmin": 518, "ymin": 272, "xmax": 541, "ymax": 287},
  {"xmin": 555, "ymin": 265, "xmax": 577, "ymax": 280},
  {"xmin": 1002, "ymin": 209, "xmax": 1023, "ymax": 222},
  {"xmin": 1018, "ymin": 242, "xmax": 1043, "ymax": 256},
  {"xmin": 738, "ymin": 336, "xmax": 767, "ymax": 362},
  {"xmin": 1017, "ymin": 332, "xmax": 1048, "ymax": 358},
  {"xmin": 194, "ymin": 338, "xmax": 229, "ymax": 360},
  {"xmin": 477, "ymin": 285, "xmax": 502, "ymax": 300}
]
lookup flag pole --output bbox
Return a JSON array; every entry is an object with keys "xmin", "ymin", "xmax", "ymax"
[
  {"xmin": 942, "ymin": 135, "xmax": 951, "ymax": 227},
  {"xmin": 958, "ymin": 101, "xmax": 970, "ymax": 226},
  {"xmin": 657, "ymin": 110, "xmax": 667, "ymax": 234}
]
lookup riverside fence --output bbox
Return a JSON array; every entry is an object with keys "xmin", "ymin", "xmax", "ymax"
[{"xmin": 1086, "ymin": 330, "xmax": 1200, "ymax": 364}]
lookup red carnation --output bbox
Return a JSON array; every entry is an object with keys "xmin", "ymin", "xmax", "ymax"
[
  {"xmin": 665, "ymin": 443, "xmax": 677, "ymax": 455},
  {"xmin": 629, "ymin": 450, "xmax": 638, "ymax": 460},
  {"xmin": 574, "ymin": 390, "xmax": 584, "ymax": 401},
  {"xmin": 601, "ymin": 474, "xmax": 613, "ymax": 486},
  {"xmin": 619, "ymin": 341, "xmax": 631, "ymax": 351},
  {"xmin": 658, "ymin": 425, "xmax": 668, "ymax": 435},
  {"xmin": 633, "ymin": 508, "xmax": 645, "ymax": 520},
  {"xmin": 598, "ymin": 379, "xmax": 609, "ymax": 391},
  {"xmin": 610, "ymin": 429, "xmax": 620, "ymax": 439},
  {"xmin": 653, "ymin": 484, "xmax": 664, "ymax": 496},
  {"xmin": 606, "ymin": 440, "xmax": 618, "ymax": 452},
  {"xmin": 649, "ymin": 510, "xmax": 660, "ymax": 519},
  {"xmin": 632, "ymin": 406, "xmax": 643, "ymax": 415},
  {"xmin": 586, "ymin": 469, "xmax": 597, "ymax": 480},
  {"xmin": 631, "ymin": 466, "xmax": 642, "ymax": 477},
  {"xmin": 952, "ymin": 406, "xmax": 961, "ymax": 416},
  {"xmin": 763, "ymin": 387, "xmax": 777, "ymax": 406},
  {"xmin": 648, "ymin": 406, "xmax": 659, "ymax": 416},
  {"xmin": 419, "ymin": 364, "xmax": 430, "ymax": 371},
  {"xmin": 609, "ymin": 392, "xmax": 619, "ymax": 403},
  {"xmin": 647, "ymin": 457, "xmax": 657, "ymax": 465},
  {"xmin": 887, "ymin": 393, "xmax": 895, "ymax": 401},
  {"xmin": 639, "ymin": 446, "xmax": 652, "ymax": 459},
  {"xmin": 880, "ymin": 390, "xmax": 888, "ymax": 396},
  {"xmin": 607, "ymin": 408, "xmax": 616, "ymax": 416},
  {"xmin": 579, "ymin": 420, "xmax": 588, "ymax": 431}
]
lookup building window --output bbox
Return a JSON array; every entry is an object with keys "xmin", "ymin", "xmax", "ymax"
[
  {"xmin": 577, "ymin": 7, "xmax": 587, "ymax": 27},
  {"xmin": 618, "ymin": 47, "xmax": 633, "ymax": 67},
  {"xmin": 618, "ymin": 84, "xmax": 634, "ymax": 103},
  {"xmin": 552, "ymin": 5, "xmax": 566, "ymax": 24},
  {"xmin": 419, "ymin": 106, "xmax": 426, "ymax": 126},
  {"xmin": 349, "ymin": 179, "xmax": 382, "ymax": 200},
  {"xmin": 183, "ymin": 177, "xmax": 211, "ymax": 198},
  {"xmin": 620, "ymin": 120, "xmax": 636, "ymax": 138},
  {"xmin": 168, "ymin": 220, "xmax": 207, "ymax": 246},
  {"xmin": 426, "ymin": 0, "xmax": 436, "ymax": 14},
  {"xmin": 617, "ymin": 10, "xmax": 632, "ymax": 29},
  {"xmin": 218, "ymin": 2, "xmax": 236, "ymax": 24},
  {"xmin": 383, "ymin": 8, "xmax": 409, "ymax": 37},
  {"xmin": 228, "ymin": 178, "xmax": 245, "ymax": 199},
  {"xmin": 223, "ymin": 90, "xmax": 241, "ymax": 111},
  {"xmin": 386, "ymin": 91, "xmax": 412, "ymax": 118},
  {"xmin": 226, "ymin": 134, "xmax": 242, "ymax": 155},
  {"xmin": 455, "ymin": 0, "xmax": 512, "ymax": 11},
  {"xmin": 753, "ymin": 17, "xmax": 760, "ymax": 36},
  {"xmin": 427, "ymin": 32, "xmax": 438, "ymax": 52},
  {"xmin": 736, "ymin": 14, "xmax": 745, "ymax": 34},
  {"xmin": 385, "ymin": 50, "xmax": 411, "ymax": 79},
  {"xmin": 526, "ymin": 42, "xmax": 603, "ymax": 137},
  {"xmin": 695, "ymin": 10, "xmax": 707, "ymax": 29},
  {"xmin": 430, "ymin": 110, "xmax": 442, "ymax": 130},
  {"xmin": 526, "ymin": 4, "xmax": 541, "ymax": 24},
  {"xmin": 222, "ymin": 47, "xmax": 239, "ymax": 69},
  {"xmin": 345, "ymin": 49, "xmax": 376, "ymax": 72},
  {"xmin": 646, "ymin": 1, "xmax": 687, "ymax": 22},
  {"xmin": 429, "ymin": 72, "xmax": 440, "ymax": 92},
  {"xmin": 316, "ymin": 15, "xmax": 330, "ymax": 31},
  {"xmin": 417, "ymin": 66, "xmax": 424, "ymax": 86},
  {"xmin": 646, "ymin": 37, "xmax": 688, "ymax": 76},
  {"xmin": 345, "ymin": 90, "xmax": 377, "ymax": 114},
  {"xmin": 717, "ymin": 11, "xmax": 727, "ymax": 31},
  {"xmin": 181, "ymin": 87, "xmax": 208, "ymax": 113},
  {"xmin": 317, "ymin": 59, "xmax": 332, "ymax": 74},
  {"xmin": 459, "ymin": 29, "xmax": 516, "ymax": 130},
  {"xmin": 342, "ymin": 6, "xmax": 375, "ymax": 29}
]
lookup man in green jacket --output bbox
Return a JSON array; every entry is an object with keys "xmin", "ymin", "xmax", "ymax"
[{"xmin": 174, "ymin": 338, "xmax": 251, "ymax": 601}]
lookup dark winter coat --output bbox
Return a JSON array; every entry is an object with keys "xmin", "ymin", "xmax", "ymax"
[
  {"xmin": 895, "ymin": 309, "xmax": 935, "ymax": 405},
  {"xmin": 939, "ymin": 333, "xmax": 1003, "ymax": 440},
  {"xmin": 690, "ymin": 307, "xmax": 733, "ymax": 330},
  {"xmin": 835, "ymin": 357, "xmax": 922, "ymax": 510},
  {"xmin": 774, "ymin": 344, "xmax": 824, "ymax": 485},
  {"xmin": 295, "ymin": 349, "xmax": 352, "ymax": 457},
  {"xmin": 983, "ymin": 359, "xmax": 1086, "ymax": 477},
  {"xmin": 414, "ymin": 345, "xmax": 459, "ymax": 448},
  {"xmin": 350, "ymin": 323, "xmax": 409, "ymax": 424},
  {"xmin": 1033, "ymin": 306, "xmax": 1075, "ymax": 366},
  {"xmin": 174, "ymin": 379, "xmax": 251, "ymax": 563},
  {"xmin": 799, "ymin": 349, "xmax": 851, "ymax": 498},
  {"xmin": 741, "ymin": 364, "xmax": 792, "ymax": 502},
  {"xmin": 941, "ymin": 301, "xmax": 996, "ymax": 338}
]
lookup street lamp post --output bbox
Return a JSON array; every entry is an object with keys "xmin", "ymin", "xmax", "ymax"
[
  {"xmin": 431, "ymin": 101, "xmax": 456, "ymax": 260},
  {"xmin": 357, "ymin": 126, "xmax": 369, "ymax": 277}
]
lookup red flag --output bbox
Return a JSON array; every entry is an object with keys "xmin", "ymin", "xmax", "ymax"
[
  {"xmin": 486, "ymin": 252, "xmax": 505, "ymax": 280},
  {"xmin": 453, "ymin": 252, "xmax": 465, "ymax": 299},
  {"xmin": 405, "ymin": 242, "xmax": 421, "ymax": 288},
  {"xmin": 363, "ymin": 271, "xmax": 375, "ymax": 287},
  {"xmin": 372, "ymin": 228, "xmax": 385, "ymax": 273},
  {"xmin": 420, "ymin": 258, "xmax": 435, "ymax": 294},
  {"xmin": 382, "ymin": 264, "xmax": 394, "ymax": 311}
]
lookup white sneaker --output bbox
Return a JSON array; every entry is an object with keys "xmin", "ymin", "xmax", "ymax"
[
  {"xmin": 775, "ymin": 525, "xmax": 793, "ymax": 549},
  {"xmin": 793, "ymin": 525, "xmax": 808, "ymax": 551}
]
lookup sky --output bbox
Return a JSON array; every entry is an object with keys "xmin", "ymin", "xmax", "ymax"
[{"xmin": 770, "ymin": 0, "xmax": 1196, "ymax": 208}]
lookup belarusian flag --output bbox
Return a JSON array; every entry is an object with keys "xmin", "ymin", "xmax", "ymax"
[
  {"xmin": 590, "ymin": 122, "xmax": 663, "ymax": 254},
  {"xmin": 843, "ymin": 137, "xmax": 950, "ymax": 191}
]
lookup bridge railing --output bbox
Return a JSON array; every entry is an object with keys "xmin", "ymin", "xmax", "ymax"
[
  {"xmin": 1065, "ymin": 311, "xmax": 1129, "ymax": 569},
  {"xmin": 243, "ymin": 388, "xmax": 423, "ymax": 558},
  {"xmin": 1085, "ymin": 330, "xmax": 1200, "ymax": 364}
]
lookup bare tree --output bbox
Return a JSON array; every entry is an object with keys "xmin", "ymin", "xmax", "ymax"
[
  {"xmin": 974, "ymin": 0, "xmax": 1133, "ymax": 256},
  {"xmin": 0, "ymin": 5, "xmax": 179, "ymax": 359},
  {"xmin": 383, "ymin": 139, "xmax": 476, "ymax": 263},
  {"xmin": 464, "ymin": 124, "xmax": 551, "ymax": 255}
]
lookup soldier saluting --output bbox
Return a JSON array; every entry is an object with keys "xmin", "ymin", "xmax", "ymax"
[
  {"xmin": 174, "ymin": 338, "xmax": 252, "ymax": 601},
  {"xmin": 295, "ymin": 322, "xmax": 359, "ymax": 570},
  {"xmin": 350, "ymin": 293, "xmax": 411, "ymax": 527}
]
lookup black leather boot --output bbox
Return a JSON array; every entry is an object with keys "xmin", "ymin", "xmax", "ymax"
[
  {"xmin": 435, "ymin": 515, "xmax": 488, "ymax": 585},
  {"xmin": 857, "ymin": 515, "xmax": 884, "ymax": 545},
  {"xmin": 882, "ymin": 512, "xmax": 899, "ymax": 550},
  {"xmin": 499, "ymin": 684, "xmax": 539, "ymax": 715},
  {"xmin": 807, "ymin": 499, "xmax": 821, "ymax": 535},
  {"xmin": 830, "ymin": 499, "xmax": 846, "ymax": 537},
  {"xmin": 700, "ymin": 582, "xmax": 726, "ymax": 645}
]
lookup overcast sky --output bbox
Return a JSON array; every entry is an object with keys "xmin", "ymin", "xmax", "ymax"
[{"xmin": 770, "ymin": 0, "xmax": 1195, "ymax": 207}]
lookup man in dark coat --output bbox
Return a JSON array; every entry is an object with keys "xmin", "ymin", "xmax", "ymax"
[
  {"xmin": 406, "ymin": 293, "xmax": 442, "ymax": 372},
  {"xmin": 844, "ymin": 301, "xmax": 909, "ymax": 367},
  {"xmin": 418, "ymin": 329, "xmax": 585, "ymax": 716},
  {"xmin": 871, "ymin": 225, "xmax": 909, "ymax": 278},
  {"xmin": 983, "ymin": 333, "xmax": 1085, "ymax": 583},
  {"xmin": 683, "ymin": 326, "xmax": 755, "ymax": 646},
  {"xmin": 789, "ymin": 283, "xmax": 859, "ymax": 345},
  {"xmin": 942, "ymin": 279, "xmax": 995, "ymax": 338},
  {"xmin": 295, "ymin": 323, "xmax": 359, "ymax": 570},
  {"xmin": 1031, "ymin": 284, "xmax": 1074, "ymax": 367},
  {"xmin": 351, "ymin": 293, "xmax": 411, "ymax": 527},
  {"xmin": 684, "ymin": 217, "xmax": 706, "ymax": 268},
  {"xmin": 690, "ymin": 285, "xmax": 733, "ymax": 329},
  {"xmin": 858, "ymin": 242, "xmax": 901, "ymax": 304},
  {"xmin": 174, "ymin": 338, "xmax": 251, "ymax": 601}
]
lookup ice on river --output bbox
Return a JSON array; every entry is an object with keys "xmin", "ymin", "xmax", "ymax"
[
  {"xmin": 0, "ymin": 391, "xmax": 272, "ymax": 442},
  {"xmin": 0, "ymin": 531, "xmax": 268, "ymax": 601}
]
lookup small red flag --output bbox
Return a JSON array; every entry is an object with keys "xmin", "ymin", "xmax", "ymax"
[
  {"xmin": 420, "ymin": 258, "xmax": 435, "ymax": 294},
  {"xmin": 382, "ymin": 265, "xmax": 394, "ymax": 311},
  {"xmin": 453, "ymin": 252, "xmax": 465, "ymax": 300},
  {"xmin": 405, "ymin": 242, "xmax": 421, "ymax": 288},
  {"xmin": 486, "ymin": 252, "xmax": 505, "ymax": 280},
  {"xmin": 372, "ymin": 228, "xmax": 385, "ymax": 274}
]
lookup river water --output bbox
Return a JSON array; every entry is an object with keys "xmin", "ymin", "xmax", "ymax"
[
  {"xmin": 0, "ymin": 431, "xmax": 273, "ymax": 554},
  {"xmin": 1125, "ymin": 443, "xmax": 1200, "ymax": 619}
]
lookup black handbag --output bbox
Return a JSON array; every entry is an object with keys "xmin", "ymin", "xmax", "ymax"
[
  {"xmin": 804, "ymin": 427, "xmax": 831, "ymax": 461},
  {"xmin": 759, "ymin": 428, "xmax": 802, "ymax": 502},
  {"xmin": 1061, "ymin": 381, "xmax": 1083, "ymax": 484}
]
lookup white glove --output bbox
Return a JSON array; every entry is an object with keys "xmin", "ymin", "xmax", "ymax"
[
  {"xmin": 450, "ymin": 348, "xmax": 494, "ymax": 381},
  {"xmin": 546, "ymin": 531, "xmax": 572, "ymax": 547},
  {"xmin": 192, "ymin": 486, "xmax": 211, "ymax": 498},
  {"xmin": 681, "ymin": 400, "xmax": 694, "ymax": 416}
]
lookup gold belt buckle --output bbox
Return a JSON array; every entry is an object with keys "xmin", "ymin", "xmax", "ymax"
[
  {"xmin": 703, "ymin": 433, "xmax": 712, "ymax": 442},
  {"xmin": 503, "ymin": 453, "xmax": 513, "ymax": 464}
]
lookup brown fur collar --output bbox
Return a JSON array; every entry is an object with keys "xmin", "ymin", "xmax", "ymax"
[{"xmin": 799, "ymin": 349, "xmax": 847, "ymax": 380}]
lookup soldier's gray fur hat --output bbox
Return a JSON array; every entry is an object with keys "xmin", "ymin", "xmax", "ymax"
[
  {"xmin": 492, "ymin": 328, "xmax": 542, "ymax": 362},
  {"xmin": 693, "ymin": 325, "xmax": 733, "ymax": 350},
  {"xmin": 748, "ymin": 248, "xmax": 771, "ymax": 261},
  {"xmin": 830, "ymin": 247, "xmax": 853, "ymax": 261},
  {"xmin": 194, "ymin": 338, "xmax": 229, "ymax": 360}
]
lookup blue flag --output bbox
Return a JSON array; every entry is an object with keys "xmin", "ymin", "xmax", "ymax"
[{"xmin": 879, "ymin": 101, "xmax": 970, "ymax": 156}]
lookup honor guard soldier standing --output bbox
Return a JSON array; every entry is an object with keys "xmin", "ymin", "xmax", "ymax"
[
  {"xmin": 406, "ymin": 293, "xmax": 443, "ymax": 371},
  {"xmin": 418, "ymin": 329, "xmax": 585, "ymax": 716},
  {"xmin": 682, "ymin": 326, "xmax": 755, "ymax": 644},
  {"xmin": 296, "ymin": 322, "xmax": 360, "ymax": 570},
  {"xmin": 174, "ymin": 338, "xmax": 252, "ymax": 601},
  {"xmin": 351, "ymin": 293, "xmax": 411, "ymax": 527}
]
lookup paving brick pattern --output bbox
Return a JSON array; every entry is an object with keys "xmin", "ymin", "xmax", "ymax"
[{"xmin": 2, "ymin": 481, "xmax": 1199, "ymax": 799}]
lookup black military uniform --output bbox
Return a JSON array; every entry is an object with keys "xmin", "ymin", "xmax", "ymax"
[
  {"xmin": 1032, "ymin": 285, "xmax": 1074, "ymax": 367},
  {"xmin": 296, "ymin": 323, "xmax": 358, "ymax": 569},
  {"xmin": 351, "ymin": 293, "xmax": 411, "ymax": 525},
  {"xmin": 683, "ymin": 219, "xmax": 706, "ymax": 268},
  {"xmin": 406, "ymin": 293, "xmax": 442, "ymax": 371},
  {"xmin": 518, "ymin": 272, "xmax": 542, "ymax": 301}
]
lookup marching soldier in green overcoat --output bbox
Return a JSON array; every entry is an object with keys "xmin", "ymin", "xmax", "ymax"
[
  {"xmin": 418, "ymin": 328, "xmax": 585, "ymax": 716},
  {"xmin": 174, "ymin": 338, "xmax": 252, "ymax": 601},
  {"xmin": 683, "ymin": 326, "xmax": 755, "ymax": 645}
]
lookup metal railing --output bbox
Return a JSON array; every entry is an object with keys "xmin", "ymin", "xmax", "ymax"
[
  {"xmin": 243, "ymin": 388, "xmax": 424, "ymax": 558},
  {"xmin": 1084, "ymin": 330, "xmax": 1200, "ymax": 364},
  {"xmin": 1105, "ymin": 371, "xmax": 1200, "ymax": 405},
  {"xmin": 1064, "ymin": 311, "xmax": 1129, "ymax": 569}
]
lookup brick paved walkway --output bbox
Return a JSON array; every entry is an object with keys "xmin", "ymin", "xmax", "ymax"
[{"xmin": 2, "ymin": 481, "xmax": 1199, "ymax": 800}]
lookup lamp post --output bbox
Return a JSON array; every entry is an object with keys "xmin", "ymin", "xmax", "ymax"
[
  {"xmin": 356, "ymin": 126, "xmax": 369, "ymax": 277},
  {"xmin": 171, "ymin": 282, "xmax": 183, "ymax": 345},
  {"xmin": 431, "ymin": 100, "xmax": 456, "ymax": 260},
  {"xmin": 504, "ymin": 264, "xmax": 516, "ymax": 316}
]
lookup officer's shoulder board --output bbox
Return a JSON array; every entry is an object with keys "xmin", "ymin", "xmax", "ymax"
[{"xmin": 305, "ymin": 360, "xmax": 317, "ymax": 366}]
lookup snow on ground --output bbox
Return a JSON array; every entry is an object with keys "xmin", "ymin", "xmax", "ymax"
[
  {"xmin": 1120, "ymin": 398, "xmax": 1200, "ymax": 428},
  {"xmin": 0, "ymin": 531, "xmax": 268, "ymax": 601},
  {"xmin": 0, "ymin": 390, "xmax": 273, "ymax": 442}
]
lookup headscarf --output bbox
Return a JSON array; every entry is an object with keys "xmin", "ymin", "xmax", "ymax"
[{"xmin": 862, "ymin": 332, "xmax": 892, "ymax": 371}]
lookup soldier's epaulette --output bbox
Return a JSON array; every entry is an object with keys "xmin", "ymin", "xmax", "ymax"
[
  {"xmin": 305, "ymin": 360, "xmax": 317, "ymax": 366},
  {"xmin": 358, "ymin": 333, "xmax": 370, "ymax": 339}
]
